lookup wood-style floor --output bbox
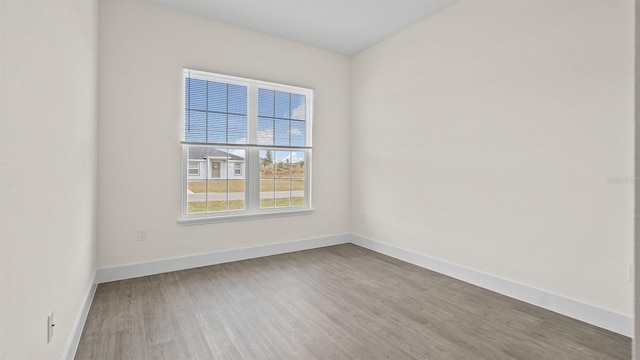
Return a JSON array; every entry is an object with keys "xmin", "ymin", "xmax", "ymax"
[{"xmin": 75, "ymin": 244, "xmax": 630, "ymax": 360}]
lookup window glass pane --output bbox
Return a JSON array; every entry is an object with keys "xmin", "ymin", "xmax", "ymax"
[
  {"xmin": 207, "ymin": 113, "xmax": 226, "ymax": 143},
  {"xmin": 186, "ymin": 169, "xmax": 207, "ymax": 213},
  {"xmin": 257, "ymin": 117, "xmax": 274, "ymax": 145},
  {"xmin": 262, "ymin": 150, "xmax": 305, "ymax": 208},
  {"xmin": 290, "ymin": 93, "xmax": 306, "ymax": 120},
  {"xmin": 258, "ymin": 88, "xmax": 274, "ymax": 117},
  {"xmin": 275, "ymin": 179, "xmax": 290, "ymax": 207},
  {"xmin": 185, "ymin": 77, "xmax": 248, "ymax": 146},
  {"xmin": 274, "ymin": 91, "xmax": 290, "ymax": 118},
  {"xmin": 291, "ymin": 151, "xmax": 305, "ymax": 177},
  {"xmin": 207, "ymin": 179, "xmax": 227, "ymax": 212},
  {"xmin": 225, "ymin": 148, "xmax": 245, "ymax": 211},
  {"xmin": 291, "ymin": 179, "xmax": 305, "ymax": 206},
  {"xmin": 228, "ymin": 84, "xmax": 247, "ymax": 115},
  {"xmin": 186, "ymin": 146, "xmax": 208, "ymax": 213},
  {"xmin": 260, "ymin": 179, "xmax": 275, "ymax": 208},
  {"xmin": 260, "ymin": 149, "xmax": 275, "ymax": 208},
  {"xmin": 228, "ymin": 115, "xmax": 247, "ymax": 144},
  {"xmin": 276, "ymin": 151, "xmax": 291, "ymax": 178},
  {"xmin": 229, "ymin": 180, "xmax": 245, "ymax": 210},
  {"xmin": 291, "ymin": 151, "xmax": 305, "ymax": 207},
  {"xmin": 207, "ymin": 147, "xmax": 241, "ymax": 212},
  {"xmin": 260, "ymin": 150, "xmax": 274, "ymax": 178},
  {"xmin": 186, "ymin": 146, "xmax": 248, "ymax": 213},
  {"xmin": 188, "ymin": 78, "xmax": 207, "ymax": 111},
  {"xmin": 207, "ymin": 148, "xmax": 228, "ymax": 212},
  {"xmin": 274, "ymin": 150, "xmax": 292, "ymax": 207},
  {"xmin": 290, "ymin": 121, "xmax": 305, "ymax": 147},
  {"xmin": 274, "ymin": 119, "xmax": 290, "ymax": 146},
  {"xmin": 185, "ymin": 110, "xmax": 206, "ymax": 142},
  {"xmin": 207, "ymin": 81, "xmax": 227, "ymax": 112}
]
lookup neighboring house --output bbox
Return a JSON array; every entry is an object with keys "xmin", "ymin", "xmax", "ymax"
[{"xmin": 188, "ymin": 148, "xmax": 245, "ymax": 180}]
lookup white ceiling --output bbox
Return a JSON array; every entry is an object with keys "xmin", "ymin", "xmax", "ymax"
[{"xmin": 146, "ymin": 0, "xmax": 458, "ymax": 55}]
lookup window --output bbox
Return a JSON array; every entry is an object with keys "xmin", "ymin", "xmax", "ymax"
[
  {"xmin": 188, "ymin": 161, "xmax": 200, "ymax": 176},
  {"xmin": 181, "ymin": 69, "xmax": 312, "ymax": 223}
]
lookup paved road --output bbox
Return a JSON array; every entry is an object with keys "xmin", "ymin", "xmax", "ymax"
[{"xmin": 188, "ymin": 191, "xmax": 304, "ymax": 202}]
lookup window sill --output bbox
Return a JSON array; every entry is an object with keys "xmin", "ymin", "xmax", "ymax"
[{"xmin": 177, "ymin": 208, "xmax": 314, "ymax": 226}]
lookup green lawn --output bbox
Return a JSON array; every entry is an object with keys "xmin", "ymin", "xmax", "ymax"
[
  {"xmin": 187, "ymin": 180, "xmax": 244, "ymax": 193},
  {"xmin": 259, "ymin": 196, "xmax": 304, "ymax": 208},
  {"xmin": 260, "ymin": 179, "xmax": 304, "ymax": 192},
  {"xmin": 188, "ymin": 197, "xmax": 304, "ymax": 213},
  {"xmin": 187, "ymin": 200, "xmax": 245, "ymax": 213},
  {"xmin": 188, "ymin": 179, "xmax": 304, "ymax": 193}
]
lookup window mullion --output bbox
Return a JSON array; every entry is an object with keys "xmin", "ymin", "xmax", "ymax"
[
  {"xmin": 247, "ymin": 86, "xmax": 259, "ymax": 211},
  {"xmin": 247, "ymin": 147, "xmax": 260, "ymax": 211}
]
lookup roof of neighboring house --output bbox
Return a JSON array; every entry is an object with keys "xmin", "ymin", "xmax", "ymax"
[{"xmin": 188, "ymin": 147, "xmax": 244, "ymax": 161}]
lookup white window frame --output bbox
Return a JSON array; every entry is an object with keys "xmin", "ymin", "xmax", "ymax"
[
  {"xmin": 179, "ymin": 69, "xmax": 313, "ymax": 225},
  {"xmin": 234, "ymin": 162, "xmax": 242, "ymax": 176}
]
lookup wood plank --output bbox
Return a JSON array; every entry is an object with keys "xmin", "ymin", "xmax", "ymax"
[{"xmin": 76, "ymin": 244, "xmax": 631, "ymax": 360}]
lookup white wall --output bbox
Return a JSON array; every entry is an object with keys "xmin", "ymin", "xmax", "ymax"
[
  {"xmin": 0, "ymin": 0, "xmax": 98, "ymax": 358},
  {"xmin": 98, "ymin": 0, "xmax": 350, "ymax": 267},
  {"xmin": 351, "ymin": 0, "xmax": 634, "ymax": 317}
]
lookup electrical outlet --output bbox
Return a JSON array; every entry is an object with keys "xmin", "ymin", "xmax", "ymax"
[
  {"xmin": 47, "ymin": 311, "xmax": 54, "ymax": 343},
  {"xmin": 137, "ymin": 228, "xmax": 148, "ymax": 242}
]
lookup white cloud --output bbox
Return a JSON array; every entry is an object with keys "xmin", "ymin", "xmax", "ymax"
[
  {"xmin": 257, "ymin": 129, "xmax": 274, "ymax": 144},
  {"xmin": 291, "ymin": 104, "xmax": 305, "ymax": 120},
  {"xmin": 291, "ymin": 128, "xmax": 302, "ymax": 136},
  {"xmin": 279, "ymin": 152, "xmax": 305, "ymax": 163}
]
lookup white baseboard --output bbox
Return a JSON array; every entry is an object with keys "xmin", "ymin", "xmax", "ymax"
[
  {"xmin": 89, "ymin": 232, "xmax": 631, "ymax": 338},
  {"xmin": 63, "ymin": 271, "xmax": 98, "ymax": 360},
  {"xmin": 96, "ymin": 233, "xmax": 350, "ymax": 283},
  {"xmin": 351, "ymin": 234, "xmax": 633, "ymax": 337}
]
